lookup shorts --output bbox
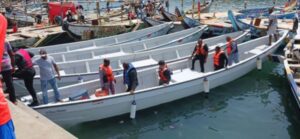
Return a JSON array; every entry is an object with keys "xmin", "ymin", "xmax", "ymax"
[{"xmin": 0, "ymin": 120, "xmax": 16, "ymax": 139}]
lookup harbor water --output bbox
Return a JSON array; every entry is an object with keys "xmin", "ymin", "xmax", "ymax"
[{"xmin": 62, "ymin": 0, "xmax": 300, "ymax": 138}]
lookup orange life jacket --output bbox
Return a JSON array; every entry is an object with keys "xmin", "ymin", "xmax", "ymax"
[
  {"xmin": 196, "ymin": 44, "xmax": 207, "ymax": 55},
  {"xmin": 214, "ymin": 51, "xmax": 224, "ymax": 67},
  {"xmin": 0, "ymin": 82, "xmax": 11, "ymax": 125},
  {"xmin": 100, "ymin": 64, "xmax": 115, "ymax": 82},
  {"xmin": 226, "ymin": 40, "xmax": 233, "ymax": 55},
  {"xmin": 159, "ymin": 65, "xmax": 169, "ymax": 82}
]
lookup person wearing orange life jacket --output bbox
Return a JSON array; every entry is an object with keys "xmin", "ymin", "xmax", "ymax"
[
  {"xmin": 0, "ymin": 12, "xmax": 16, "ymax": 139},
  {"xmin": 226, "ymin": 36, "xmax": 239, "ymax": 66},
  {"xmin": 99, "ymin": 59, "xmax": 116, "ymax": 95},
  {"xmin": 190, "ymin": 39, "xmax": 208, "ymax": 72},
  {"xmin": 158, "ymin": 60, "xmax": 172, "ymax": 85},
  {"xmin": 214, "ymin": 46, "xmax": 228, "ymax": 71}
]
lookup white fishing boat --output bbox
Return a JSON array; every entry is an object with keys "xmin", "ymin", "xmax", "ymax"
[
  {"xmin": 14, "ymin": 30, "xmax": 248, "ymax": 96},
  {"xmin": 41, "ymin": 26, "xmax": 207, "ymax": 63},
  {"xmin": 27, "ymin": 23, "xmax": 173, "ymax": 54},
  {"xmin": 21, "ymin": 30, "xmax": 288, "ymax": 126}
]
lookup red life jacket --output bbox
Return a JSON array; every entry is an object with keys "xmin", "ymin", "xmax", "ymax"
[
  {"xmin": 100, "ymin": 64, "xmax": 115, "ymax": 82},
  {"xmin": 196, "ymin": 45, "xmax": 207, "ymax": 55},
  {"xmin": 214, "ymin": 51, "xmax": 224, "ymax": 67},
  {"xmin": 12, "ymin": 24, "xmax": 18, "ymax": 33},
  {"xmin": 17, "ymin": 49, "xmax": 33, "ymax": 69},
  {"xmin": 159, "ymin": 65, "xmax": 169, "ymax": 82},
  {"xmin": 0, "ymin": 82, "xmax": 11, "ymax": 125},
  {"xmin": 226, "ymin": 40, "xmax": 233, "ymax": 55}
]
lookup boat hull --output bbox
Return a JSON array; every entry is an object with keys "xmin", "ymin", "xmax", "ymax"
[{"xmin": 34, "ymin": 35, "xmax": 284, "ymax": 126}]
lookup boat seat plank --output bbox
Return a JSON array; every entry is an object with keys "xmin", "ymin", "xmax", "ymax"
[
  {"xmin": 289, "ymin": 64, "xmax": 300, "ymax": 68},
  {"xmin": 171, "ymin": 69, "xmax": 203, "ymax": 82},
  {"xmin": 59, "ymin": 70, "xmax": 66, "ymax": 76},
  {"xmin": 294, "ymin": 78, "xmax": 300, "ymax": 85},
  {"xmin": 131, "ymin": 59, "xmax": 157, "ymax": 68},
  {"xmin": 247, "ymin": 49, "xmax": 262, "ymax": 55},
  {"xmin": 99, "ymin": 51, "xmax": 127, "ymax": 59}
]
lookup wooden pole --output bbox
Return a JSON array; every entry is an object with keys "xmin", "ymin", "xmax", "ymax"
[
  {"xmin": 181, "ymin": 0, "xmax": 184, "ymax": 14},
  {"xmin": 192, "ymin": 0, "xmax": 195, "ymax": 19},
  {"xmin": 96, "ymin": 1, "xmax": 100, "ymax": 25}
]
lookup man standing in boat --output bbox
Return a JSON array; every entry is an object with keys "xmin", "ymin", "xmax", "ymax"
[
  {"xmin": 123, "ymin": 62, "xmax": 138, "ymax": 94},
  {"xmin": 33, "ymin": 49, "xmax": 61, "ymax": 104},
  {"xmin": 267, "ymin": 7, "xmax": 278, "ymax": 46},
  {"xmin": 13, "ymin": 48, "xmax": 39, "ymax": 106},
  {"xmin": 213, "ymin": 46, "xmax": 228, "ymax": 71},
  {"xmin": 190, "ymin": 39, "xmax": 208, "ymax": 72},
  {"xmin": 226, "ymin": 36, "xmax": 239, "ymax": 66},
  {"xmin": 158, "ymin": 60, "xmax": 172, "ymax": 85},
  {"xmin": 99, "ymin": 59, "xmax": 116, "ymax": 95}
]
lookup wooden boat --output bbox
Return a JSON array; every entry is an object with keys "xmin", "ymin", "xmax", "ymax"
[
  {"xmin": 15, "ymin": 30, "xmax": 248, "ymax": 96},
  {"xmin": 41, "ymin": 26, "xmax": 207, "ymax": 63},
  {"xmin": 21, "ymin": 30, "xmax": 288, "ymax": 126},
  {"xmin": 6, "ymin": 25, "xmax": 66, "ymax": 48},
  {"xmin": 181, "ymin": 15, "xmax": 201, "ymax": 29},
  {"xmin": 28, "ymin": 23, "xmax": 173, "ymax": 55},
  {"xmin": 282, "ymin": 0, "xmax": 297, "ymax": 12},
  {"xmin": 63, "ymin": 21, "xmax": 133, "ymax": 40},
  {"xmin": 143, "ymin": 17, "xmax": 165, "ymax": 26},
  {"xmin": 185, "ymin": 0, "xmax": 213, "ymax": 14},
  {"xmin": 282, "ymin": 23, "xmax": 300, "ymax": 108},
  {"xmin": 161, "ymin": 9, "xmax": 178, "ymax": 22}
]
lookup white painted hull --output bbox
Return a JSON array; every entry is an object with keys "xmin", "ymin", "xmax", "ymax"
[{"xmin": 24, "ymin": 30, "xmax": 287, "ymax": 126}]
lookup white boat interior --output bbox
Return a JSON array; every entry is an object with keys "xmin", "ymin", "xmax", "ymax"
[
  {"xmin": 34, "ymin": 30, "xmax": 249, "ymax": 77},
  {"xmin": 35, "ymin": 26, "xmax": 207, "ymax": 63},
  {"xmin": 28, "ymin": 23, "xmax": 173, "ymax": 54}
]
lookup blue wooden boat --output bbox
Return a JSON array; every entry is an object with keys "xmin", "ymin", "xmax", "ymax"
[{"xmin": 143, "ymin": 17, "xmax": 165, "ymax": 26}]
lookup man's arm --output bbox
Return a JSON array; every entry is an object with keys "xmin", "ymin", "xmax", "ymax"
[
  {"xmin": 53, "ymin": 63, "xmax": 61, "ymax": 80},
  {"xmin": 6, "ymin": 43, "xmax": 15, "ymax": 70}
]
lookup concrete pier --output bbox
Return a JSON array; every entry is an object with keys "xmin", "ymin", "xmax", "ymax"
[{"xmin": 8, "ymin": 100, "xmax": 77, "ymax": 139}]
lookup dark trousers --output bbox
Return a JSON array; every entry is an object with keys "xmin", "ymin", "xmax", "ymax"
[
  {"xmin": 1, "ymin": 70, "xmax": 16, "ymax": 102},
  {"xmin": 13, "ymin": 68, "xmax": 38, "ymax": 102},
  {"xmin": 192, "ymin": 55, "xmax": 205, "ymax": 72}
]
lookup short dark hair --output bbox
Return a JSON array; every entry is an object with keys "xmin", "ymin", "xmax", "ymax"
[
  {"xmin": 158, "ymin": 60, "xmax": 165, "ymax": 65},
  {"xmin": 103, "ymin": 58, "xmax": 110, "ymax": 65}
]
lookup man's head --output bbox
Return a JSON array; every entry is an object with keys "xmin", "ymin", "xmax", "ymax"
[
  {"xmin": 158, "ymin": 60, "xmax": 165, "ymax": 69},
  {"xmin": 39, "ymin": 49, "xmax": 47, "ymax": 59},
  {"xmin": 226, "ymin": 36, "xmax": 232, "ymax": 42},
  {"xmin": 197, "ymin": 39, "xmax": 203, "ymax": 46},
  {"xmin": 215, "ymin": 46, "xmax": 221, "ymax": 53},
  {"xmin": 122, "ymin": 62, "xmax": 129, "ymax": 70},
  {"xmin": 103, "ymin": 58, "xmax": 110, "ymax": 66}
]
